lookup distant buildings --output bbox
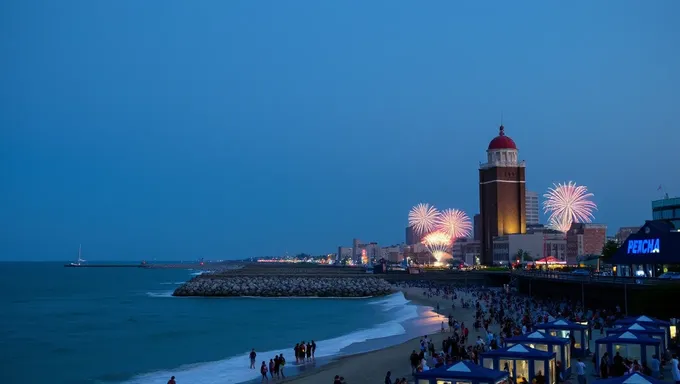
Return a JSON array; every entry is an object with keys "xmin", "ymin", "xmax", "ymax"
[
  {"xmin": 451, "ymin": 238, "xmax": 482, "ymax": 266},
  {"xmin": 615, "ymin": 226, "xmax": 641, "ymax": 245},
  {"xmin": 337, "ymin": 240, "xmax": 405, "ymax": 265},
  {"xmin": 566, "ymin": 223, "xmax": 607, "ymax": 264},
  {"xmin": 525, "ymin": 191, "xmax": 540, "ymax": 226},
  {"xmin": 491, "ymin": 225, "xmax": 566, "ymax": 264},
  {"xmin": 380, "ymin": 244, "xmax": 402, "ymax": 263},
  {"xmin": 405, "ymin": 226, "xmax": 423, "ymax": 246},
  {"xmin": 473, "ymin": 214, "xmax": 482, "ymax": 241},
  {"xmin": 652, "ymin": 196, "xmax": 680, "ymax": 228},
  {"xmin": 336, "ymin": 246, "xmax": 353, "ymax": 262},
  {"xmin": 479, "ymin": 125, "xmax": 527, "ymax": 265}
]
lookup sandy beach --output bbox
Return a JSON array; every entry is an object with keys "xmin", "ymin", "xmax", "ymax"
[{"xmin": 284, "ymin": 287, "xmax": 490, "ymax": 384}]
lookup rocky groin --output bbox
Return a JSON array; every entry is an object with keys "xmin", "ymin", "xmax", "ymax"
[{"xmin": 173, "ymin": 276, "xmax": 393, "ymax": 297}]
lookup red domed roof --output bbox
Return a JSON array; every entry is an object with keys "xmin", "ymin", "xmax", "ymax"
[{"xmin": 488, "ymin": 125, "xmax": 517, "ymax": 150}]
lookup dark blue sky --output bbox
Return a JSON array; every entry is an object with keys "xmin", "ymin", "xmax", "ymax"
[{"xmin": 1, "ymin": 1, "xmax": 679, "ymax": 261}]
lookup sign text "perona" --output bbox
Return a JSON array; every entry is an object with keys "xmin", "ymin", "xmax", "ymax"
[{"xmin": 627, "ymin": 239, "xmax": 660, "ymax": 254}]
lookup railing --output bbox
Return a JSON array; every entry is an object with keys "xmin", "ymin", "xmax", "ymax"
[
  {"xmin": 479, "ymin": 160, "xmax": 526, "ymax": 170},
  {"xmin": 511, "ymin": 270, "xmax": 679, "ymax": 286}
]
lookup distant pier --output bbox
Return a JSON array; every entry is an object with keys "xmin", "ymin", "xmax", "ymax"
[{"xmin": 63, "ymin": 263, "xmax": 221, "ymax": 269}]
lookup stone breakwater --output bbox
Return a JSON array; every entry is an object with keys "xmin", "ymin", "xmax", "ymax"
[{"xmin": 173, "ymin": 276, "xmax": 394, "ymax": 297}]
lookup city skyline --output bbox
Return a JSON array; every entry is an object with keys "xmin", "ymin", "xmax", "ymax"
[{"xmin": 1, "ymin": 1, "xmax": 679, "ymax": 260}]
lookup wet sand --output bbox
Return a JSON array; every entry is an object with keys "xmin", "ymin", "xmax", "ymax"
[{"xmin": 283, "ymin": 287, "xmax": 488, "ymax": 384}]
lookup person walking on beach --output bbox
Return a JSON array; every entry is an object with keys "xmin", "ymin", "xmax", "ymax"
[
  {"xmin": 278, "ymin": 354, "xmax": 286, "ymax": 378},
  {"xmin": 311, "ymin": 340, "xmax": 317, "ymax": 360},
  {"xmin": 167, "ymin": 376, "xmax": 176, "ymax": 384},
  {"xmin": 249, "ymin": 349, "xmax": 257, "ymax": 369},
  {"xmin": 384, "ymin": 370, "xmax": 392, "ymax": 384},
  {"xmin": 260, "ymin": 361, "xmax": 268, "ymax": 383},
  {"xmin": 268, "ymin": 359, "xmax": 275, "ymax": 379},
  {"xmin": 294, "ymin": 343, "xmax": 300, "ymax": 364},
  {"xmin": 410, "ymin": 350, "xmax": 420, "ymax": 374},
  {"xmin": 306, "ymin": 341, "xmax": 312, "ymax": 362}
]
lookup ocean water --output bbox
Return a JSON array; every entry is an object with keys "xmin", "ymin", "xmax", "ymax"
[{"xmin": 0, "ymin": 262, "xmax": 423, "ymax": 384}]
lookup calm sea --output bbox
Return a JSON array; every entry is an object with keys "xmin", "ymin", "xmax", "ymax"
[{"xmin": 0, "ymin": 262, "xmax": 425, "ymax": 384}]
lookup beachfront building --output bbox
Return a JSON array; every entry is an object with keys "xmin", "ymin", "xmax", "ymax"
[
  {"xmin": 491, "ymin": 227, "xmax": 567, "ymax": 264},
  {"xmin": 451, "ymin": 238, "xmax": 482, "ymax": 266},
  {"xmin": 504, "ymin": 331, "xmax": 571, "ymax": 376},
  {"xmin": 533, "ymin": 319, "xmax": 589, "ymax": 357},
  {"xmin": 608, "ymin": 220, "xmax": 680, "ymax": 278},
  {"xmin": 480, "ymin": 344, "xmax": 556, "ymax": 384},
  {"xmin": 566, "ymin": 223, "xmax": 607, "ymax": 265},
  {"xmin": 479, "ymin": 125, "xmax": 527, "ymax": 265},
  {"xmin": 594, "ymin": 332, "xmax": 661, "ymax": 372},
  {"xmin": 414, "ymin": 360, "xmax": 509, "ymax": 384}
]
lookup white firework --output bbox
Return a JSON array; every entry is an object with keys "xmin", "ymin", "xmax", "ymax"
[
  {"xmin": 408, "ymin": 203, "xmax": 440, "ymax": 235},
  {"xmin": 543, "ymin": 181, "xmax": 597, "ymax": 232},
  {"xmin": 437, "ymin": 209, "xmax": 473, "ymax": 240},
  {"xmin": 421, "ymin": 231, "xmax": 453, "ymax": 263}
]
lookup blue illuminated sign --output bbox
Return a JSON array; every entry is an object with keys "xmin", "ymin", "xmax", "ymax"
[{"xmin": 626, "ymin": 238, "xmax": 660, "ymax": 254}]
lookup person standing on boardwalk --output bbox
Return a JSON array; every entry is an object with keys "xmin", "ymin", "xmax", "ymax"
[
  {"xmin": 576, "ymin": 358, "xmax": 587, "ymax": 384},
  {"xmin": 670, "ymin": 354, "xmax": 680, "ymax": 384},
  {"xmin": 249, "ymin": 349, "xmax": 257, "ymax": 369}
]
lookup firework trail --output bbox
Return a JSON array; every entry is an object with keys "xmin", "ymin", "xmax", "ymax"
[
  {"xmin": 543, "ymin": 181, "xmax": 597, "ymax": 232},
  {"xmin": 408, "ymin": 203, "xmax": 440, "ymax": 235},
  {"xmin": 437, "ymin": 209, "xmax": 472, "ymax": 240},
  {"xmin": 421, "ymin": 231, "xmax": 453, "ymax": 264}
]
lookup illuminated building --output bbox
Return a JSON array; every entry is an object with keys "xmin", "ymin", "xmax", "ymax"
[
  {"xmin": 566, "ymin": 223, "xmax": 606, "ymax": 264},
  {"xmin": 479, "ymin": 125, "xmax": 526, "ymax": 265},
  {"xmin": 491, "ymin": 227, "xmax": 566, "ymax": 264},
  {"xmin": 609, "ymin": 220, "xmax": 680, "ymax": 277}
]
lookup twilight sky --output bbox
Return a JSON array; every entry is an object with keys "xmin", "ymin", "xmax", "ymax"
[{"xmin": 1, "ymin": 1, "xmax": 679, "ymax": 261}]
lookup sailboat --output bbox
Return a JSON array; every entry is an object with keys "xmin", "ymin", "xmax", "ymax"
[{"xmin": 65, "ymin": 245, "xmax": 86, "ymax": 267}]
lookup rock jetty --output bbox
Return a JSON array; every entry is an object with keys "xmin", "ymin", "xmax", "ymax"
[{"xmin": 173, "ymin": 276, "xmax": 393, "ymax": 297}]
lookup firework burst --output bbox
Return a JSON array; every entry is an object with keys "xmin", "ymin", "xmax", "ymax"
[
  {"xmin": 543, "ymin": 181, "xmax": 597, "ymax": 232},
  {"xmin": 408, "ymin": 203, "xmax": 440, "ymax": 235},
  {"xmin": 421, "ymin": 231, "xmax": 453, "ymax": 263},
  {"xmin": 437, "ymin": 209, "xmax": 472, "ymax": 240}
]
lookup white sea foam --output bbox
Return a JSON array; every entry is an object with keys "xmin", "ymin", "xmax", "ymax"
[
  {"xmin": 120, "ymin": 292, "xmax": 418, "ymax": 384},
  {"xmin": 160, "ymin": 282, "xmax": 185, "ymax": 285},
  {"xmin": 145, "ymin": 291, "xmax": 174, "ymax": 298},
  {"xmin": 189, "ymin": 271, "xmax": 213, "ymax": 276}
]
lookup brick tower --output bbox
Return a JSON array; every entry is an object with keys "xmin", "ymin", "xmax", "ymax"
[{"xmin": 479, "ymin": 125, "xmax": 526, "ymax": 265}]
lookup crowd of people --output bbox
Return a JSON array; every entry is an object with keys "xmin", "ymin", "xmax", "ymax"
[
  {"xmin": 392, "ymin": 281, "xmax": 678, "ymax": 384},
  {"xmin": 247, "ymin": 340, "xmax": 317, "ymax": 383}
]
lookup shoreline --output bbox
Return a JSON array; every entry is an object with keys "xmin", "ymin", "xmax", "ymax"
[{"xmin": 275, "ymin": 286, "xmax": 486, "ymax": 384}]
